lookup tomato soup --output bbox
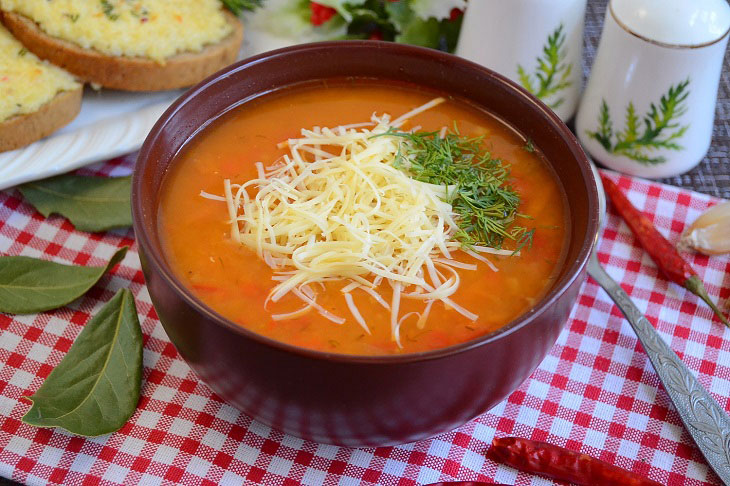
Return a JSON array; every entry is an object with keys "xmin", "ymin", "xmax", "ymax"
[{"xmin": 158, "ymin": 80, "xmax": 569, "ymax": 355}]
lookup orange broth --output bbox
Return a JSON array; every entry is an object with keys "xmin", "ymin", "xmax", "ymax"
[{"xmin": 158, "ymin": 80, "xmax": 569, "ymax": 355}]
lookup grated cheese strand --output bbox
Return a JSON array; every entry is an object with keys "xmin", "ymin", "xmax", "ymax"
[
  {"xmin": 344, "ymin": 292, "xmax": 371, "ymax": 335},
  {"xmin": 271, "ymin": 304, "xmax": 313, "ymax": 321},
  {"xmin": 291, "ymin": 287, "xmax": 345, "ymax": 324},
  {"xmin": 221, "ymin": 100, "xmax": 514, "ymax": 347}
]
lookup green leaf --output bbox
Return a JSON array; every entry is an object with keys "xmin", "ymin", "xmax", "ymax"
[
  {"xmin": 384, "ymin": 0, "xmax": 412, "ymax": 31},
  {"xmin": 318, "ymin": 0, "xmax": 367, "ymax": 21},
  {"xmin": 22, "ymin": 289, "xmax": 143, "ymax": 437},
  {"xmin": 438, "ymin": 14, "xmax": 462, "ymax": 52},
  {"xmin": 220, "ymin": 0, "xmax": 263, "ymax": 15},
  {"xmin": 256, "ymin": 0, "xmax": 345, "ymax": 38},
  {"xmin": 19, "ymin": 175, "xmax": 132, "ymax": 232},
  {"xmin": 384, "ymin": 1, "xmax": 438, "ymax": 48},
  {"xmin": 0, "ymin": 247, "xmax": 127, "ymax": 314},
  {"xmin": 396, "ymin": 16, "xmax": 441, "ymax": 47},
  {"xmin": 340, "ymin": 0, "xmax": 396, "ymax": 40},
  {"xmin": 347, "ymin": 6, "xmax": 395, "ymax": 38}
]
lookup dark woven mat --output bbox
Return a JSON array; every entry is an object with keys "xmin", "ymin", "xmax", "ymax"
[{"xmin": 585, "ymin": 0, "xmax": 730, "ymax": 199}]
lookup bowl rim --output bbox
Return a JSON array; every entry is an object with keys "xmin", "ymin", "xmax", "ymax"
[{"xmin": 132, "ymin": 40, "xmax": 600, "ymax": 365}]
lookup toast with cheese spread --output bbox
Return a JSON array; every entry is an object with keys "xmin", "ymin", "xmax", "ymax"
[
  {"xmin": 0, "ymin": 23, "xmax": 81, "ymax": 152},
  {"xmin": 0, "ymin": 1, "xmax": 243, "ymax": 91}
]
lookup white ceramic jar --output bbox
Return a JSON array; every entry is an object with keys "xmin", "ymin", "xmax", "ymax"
[
  {"xmin": 576, "ymin": 0, "xmax": 730, "ymax": 178},
  {"xmin": 456, "ymin": 0, "xmax": 586, "ymax": 121}
]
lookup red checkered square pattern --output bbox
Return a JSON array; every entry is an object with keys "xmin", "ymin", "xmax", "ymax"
[{"xmin": 0, "ymin": 156, "xmax": 728, "ymax": 485}]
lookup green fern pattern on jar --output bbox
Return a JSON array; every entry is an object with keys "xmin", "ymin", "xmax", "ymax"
[
  {"xmin": 586, "ymin": 79, "xmax": 690, "ymax": 165},
  {"xmin": 517, "ymin": 24, "xmax": 573, "ymax": 109}
]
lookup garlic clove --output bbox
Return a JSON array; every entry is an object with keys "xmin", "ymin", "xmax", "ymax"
[{"xmin": 679, "ymin": 201, "xmax": 730, "ymax": 255}]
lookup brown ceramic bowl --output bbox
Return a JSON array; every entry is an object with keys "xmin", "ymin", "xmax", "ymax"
[{"xmin": 132, "ymin": 41, "xmax": 599, "ymax": 447}]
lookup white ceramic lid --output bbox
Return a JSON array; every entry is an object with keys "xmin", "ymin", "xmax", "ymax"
[{"xmin": 611, "ymin": 0, "xmax": 730, "ymax": 46}]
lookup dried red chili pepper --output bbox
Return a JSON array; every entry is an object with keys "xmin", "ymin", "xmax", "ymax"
[
  {"xmin": 488, "ymin": 437, "xmax": 662, "ymax": 486},
  {"xmin": 601, "ymin": 175, "xmax": 729, "ymax": 326},
  {"xmin": 310, "ymin": 2, "xmax": 337, "ymax": 26}
]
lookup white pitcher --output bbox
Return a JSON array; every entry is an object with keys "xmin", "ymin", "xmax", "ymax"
[
  {"xmin": 456, "ymin": 0, "xmax": 586, "ymax": 122},
  {"xmin": 576, "ymin": 0, "xmax": 730, "ymax": 178}
]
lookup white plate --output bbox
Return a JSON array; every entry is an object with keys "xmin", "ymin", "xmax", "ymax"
[{"xmin": 0, "ymin": 88, "xmax": 180, "ymax": 191}]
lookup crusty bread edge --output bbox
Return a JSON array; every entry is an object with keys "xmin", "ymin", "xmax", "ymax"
[
  {"xmin": 0, "ymin": 10, "xmax": 244, "ymax": 91},
  {"xmin": 0, "ymin": 87, "xmax": 83, "ymax": 153}
]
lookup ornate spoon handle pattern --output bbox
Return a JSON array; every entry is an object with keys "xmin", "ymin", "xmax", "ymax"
[{"xmin": 588, "ymin": 252, "xmax": 730, "ymax": 484}]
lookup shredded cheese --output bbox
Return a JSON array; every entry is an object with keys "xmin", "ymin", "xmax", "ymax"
[
  {"xmin": 0, "ymin": 23, "xmax": 79, "ymax": 123},
  {"xmin": 344, "ymin": 292, "xmax": 370, "ymax": 335},
  {"xmin": 220, "ymin": 100, "xmax": 509, "ymax": 347},
  {"xmin": 0, "ymin": 0, "xmax": 232, "ymax": 63}
]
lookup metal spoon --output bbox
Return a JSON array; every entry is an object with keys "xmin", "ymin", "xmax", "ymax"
[{"xmin": 587, "ymin": 163, "xmax": 730, "ymax": 483}]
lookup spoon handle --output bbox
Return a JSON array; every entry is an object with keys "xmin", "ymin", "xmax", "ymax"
[{"xmin": 587, "ymin": 254, "xmax": 730, "ymax": 484}]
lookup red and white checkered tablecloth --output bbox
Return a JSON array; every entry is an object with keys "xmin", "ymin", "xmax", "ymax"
[{"xmin": 0, "ymin": 155, "xmax": 728, "ymax": 486}]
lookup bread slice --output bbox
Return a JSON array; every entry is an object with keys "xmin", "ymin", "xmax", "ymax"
[
  {"xmin": 0, "ymin": 10, "xmax": 244, "ymax": 92},
  {"xmin": 0, "ymin": 86, "xmax": 82, "ymax": 153}
]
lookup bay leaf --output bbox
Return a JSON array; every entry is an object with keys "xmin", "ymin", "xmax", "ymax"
[
  {"xmin": 22, "ymin": 289, "xmax": 143, "ymax": 437},
  {"xmin": 19, "ymin": 175, "xmax": 132, "ymax": 232},
  {"xmin": 0, "ymin": 247, "xmax": 127, "ymax": 314}
]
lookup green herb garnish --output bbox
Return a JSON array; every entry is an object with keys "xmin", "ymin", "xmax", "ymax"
[
  {"xmin": 17, "ymin": 47, "xmax": 28, "ymax": 57},
  {"xmin": 63, "ymin": 12, "xmax": 80, "ymax": 22},
  {"xmin": 100, "ymin": 0, "xmax": 119, "ymax": 20},
  {"xmin": 220, "ymin": 0, "xmax": 263, "ymax": 15},
  {"xmin": 386, "ymin": 129, "xmax": 532, "ymax": 249},
  {"xmin": 523, "ymin": 138, "xmax": 535, "ymax": 153},
  {"xmin": 129, "ymin": 8, "xmax": 149, "ymax": 19}
]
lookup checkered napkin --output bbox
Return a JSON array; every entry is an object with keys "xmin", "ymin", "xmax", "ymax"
[{"xmin": 0, "ymin": 156, "xmax": 728, "ymax": 486}]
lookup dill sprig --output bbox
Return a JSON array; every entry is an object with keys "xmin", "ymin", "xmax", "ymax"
[
  {"xmin": 220, "ymin": 0, "xmax": 263, "ymax": 15},
  {"xmin": 387, "ymin": 129, "xmax": 532, "ymax": 250},
  {"xmin": 100, "ymin": 0, "xmax": 118, "ymax": 20}
]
